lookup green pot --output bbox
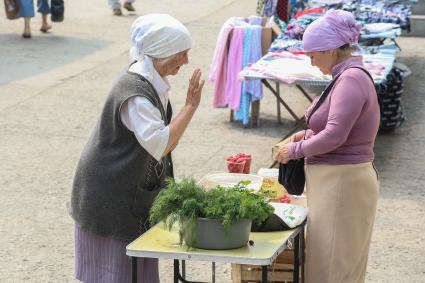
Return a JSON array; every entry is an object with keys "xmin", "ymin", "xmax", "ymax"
[{"xmin": 183, "ymin": 218, "xmax": 252, "ymax": 250}]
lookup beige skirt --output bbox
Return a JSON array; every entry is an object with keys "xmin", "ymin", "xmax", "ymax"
[{"xmin": 304, "ymin": 162, "xmax": 379, "ymax": 283}]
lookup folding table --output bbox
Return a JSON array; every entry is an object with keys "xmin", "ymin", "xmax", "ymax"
[{"xmin": 126, "ymin": 222, "xmax": 305, "ymax": 283}]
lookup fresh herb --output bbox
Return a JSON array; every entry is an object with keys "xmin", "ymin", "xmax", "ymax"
[{"xmin": 149, "ymin": 177, "xmax": 274, "ymax": 246}]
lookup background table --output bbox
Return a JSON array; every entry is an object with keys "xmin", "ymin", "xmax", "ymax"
[{"xmin": 126, "ymin": 223, "xmax": 305, "ymax": 283}]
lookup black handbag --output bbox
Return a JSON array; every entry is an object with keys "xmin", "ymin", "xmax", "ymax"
[
  {"xmin": 51, "ymin": 0, "xmax": 64, "ymax": 22},
  {"xmin": 278, "ymin": 67, "xmax": 374, "ymax": 195}
]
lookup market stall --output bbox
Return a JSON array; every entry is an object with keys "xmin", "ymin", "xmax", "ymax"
[
  {"xmin": 127, "ymin": 173, "xmax": 308, "ymax": 283},
  {"xmin": 210, "ymin": 0, "xmax": 412, "ymax": 132}
]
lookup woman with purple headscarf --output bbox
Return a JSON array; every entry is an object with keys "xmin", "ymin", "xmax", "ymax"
[{"xmin": 276, "ymin": 10, "xmax": 380, "ymax": 283}]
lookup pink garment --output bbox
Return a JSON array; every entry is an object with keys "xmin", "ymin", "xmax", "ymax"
[
  {"xmin": 210, "ymin": 24, "xmax": 234, "ymax": 107},
  {"xmin": 288, "ymin": 56, "xmax": 380, "ymax": 165},
  {"xmin": 364, "ymin": 63, "xmax": 385, "ymax": 75},
  {"xmin": 225, "ymin": 27, "xmax": 246, "ymax": 110},
  {"xmin": 239, "ymin": 51, "xmax": 324, "ymax": 85},
  {"xmin": 209, "ymin": 18, "xmax": 236, "ymax": 107},
  {"xmin": 303, "ymin": 9, "xmax": 362, "ymax": 52}
]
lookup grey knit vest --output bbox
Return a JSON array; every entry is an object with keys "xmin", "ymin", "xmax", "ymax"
[{"xmin": 71, "ymin": 71, "xmax": 173, "ymax": 241}]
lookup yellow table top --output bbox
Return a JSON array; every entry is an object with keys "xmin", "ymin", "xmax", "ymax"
[{"xmin": 126, "ymin": 223, "xmax": 302, "ymax": 266}]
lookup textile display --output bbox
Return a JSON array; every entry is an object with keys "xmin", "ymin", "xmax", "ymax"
[
  {"xmin": 239, "ymin": 51, "xmax": 331, "ymax": 84},
  {"xmin": 376, "ymin": 66, "xmax": 406, "ymax": 131},
  {"xmin": 210, "ymin": 17, "xmax": 265, "ymax": 125},
  {"xmin": 342, "ymin": 0, "xmax": 412, "ymax": 31},
  {"xmin": 242, "ymin": 2, "xmax": 410, "ymax": 130},
  {"xmin": 235, "ymin": 26, "xmax": 264, "ymax": 125},
  {"xmin": 256, "ymin": 0, "xmax": 290, "ymax": 21},
  {"xmin": 268, "ymin": 10, "xmax": 324, "ymax": 53}
]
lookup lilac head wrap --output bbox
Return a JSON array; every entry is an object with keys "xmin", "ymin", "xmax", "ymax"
[{"xmin": 302, "ymin": 10, "xmax": 362, "ymax": 52}]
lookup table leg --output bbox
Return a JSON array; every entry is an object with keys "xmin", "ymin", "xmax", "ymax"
[
  {"xmin": 295, "ymin": 85, "xmax": 314, "ymax": 102},
  {"xmin": 276, "ymin": 82, "xmax": 282, "ymax": 124},
  {"xmin": 131, "ymin": 257, "xmax": 137, "ymax": 283},
  {"xmin": 173, "ymin": 259, "xmax": 209, "ymax": 283},
  {"xmin": 262, "ymin": 79, "xmax": 301, "ymax": 123},
  {"xmin": 212, "ymin": 262, "xmax": 216, "ymax": 283},
  {"xmin": 294, "ymin": 233, "xmax": 300, "ymax": 283},
  {"xmin": 182, "ymin": 260, "xmax": 186, "ymax": 278},
  {"xmin": 300, "ymin": 227, "xmax": 305, "ymax": 283},
  {"xmin": 174, "ymin": 259, "xmax": 179, "ymax": 283},
  {"xmin": 262, "ymin": 265, "xmax": 268, "ymax": 283}
]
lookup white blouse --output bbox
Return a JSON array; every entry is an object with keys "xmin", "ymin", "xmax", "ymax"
[{"xmin": 121, "ymin": 61, "xmax": 170, "ymax": 162}]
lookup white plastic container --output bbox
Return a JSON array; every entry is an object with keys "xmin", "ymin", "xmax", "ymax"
[{"xmin": 198, "ymin": 173, "xmax": 263, "ymax": 191}]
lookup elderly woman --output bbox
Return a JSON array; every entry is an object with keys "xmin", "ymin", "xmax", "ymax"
[
  {"xmin": 276, "ymin": 10, "xmax": 380, "ymax": 283},
  {"xmin": 70, "ymin": 14, "xmax": 204, "ymax": 283}
]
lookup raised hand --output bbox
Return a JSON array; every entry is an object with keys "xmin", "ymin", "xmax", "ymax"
[{"xmin": 185, "ymin": 68, "xmax": 205, "ymax": 108}]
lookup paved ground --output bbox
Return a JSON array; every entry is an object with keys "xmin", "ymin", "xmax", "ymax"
[{"xmin": 0, "ymin": 0, "xmax": 424, "ymax": 282}]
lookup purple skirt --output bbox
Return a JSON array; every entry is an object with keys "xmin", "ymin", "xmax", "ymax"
[{"xmin": 74, "ymin": 224, "xmax": 159, "ymax": 283}]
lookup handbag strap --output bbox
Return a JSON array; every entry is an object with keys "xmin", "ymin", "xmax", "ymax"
[{"xmin": 307, "ymin": 66, "xmax": 374, "ymax": 125}]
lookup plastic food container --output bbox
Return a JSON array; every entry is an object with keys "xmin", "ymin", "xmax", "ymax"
[
  {"xmin": 227, "ymin": 159, "xmax": 246, "ymax": 173},
  {"xmin": 198, "ymin": 173, "xmax": 263, "ymax": 192}
]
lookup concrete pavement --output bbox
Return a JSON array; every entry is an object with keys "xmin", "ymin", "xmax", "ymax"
[{"xmin": 0, "ymin": 0, "xmax": 424, "ymax": 282}]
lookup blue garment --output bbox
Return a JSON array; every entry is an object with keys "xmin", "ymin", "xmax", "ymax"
[
  {"xmin": 18, "ymin": 0, "xmax": 34, "ymax": 17},
  {"xmin": 37, "ymin": 0, "xmax": 50, "ymax": 14},
  {"xmin": 18, "ymin": 0, "xmax": 49, "ymax": 17},
  {"xmin": 248, "ymin": 15, "xmax": 264, "ymax": 26},
  {"xmin": 235, "ymin": 27, "xmax": 263, "ymax": 125}
]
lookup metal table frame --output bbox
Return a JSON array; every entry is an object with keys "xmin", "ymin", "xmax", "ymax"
[{"xmin": 127, "ymin": 223, "xmax": 306, "ymax": 283}]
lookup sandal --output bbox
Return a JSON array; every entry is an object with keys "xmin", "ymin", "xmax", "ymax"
[
  {"xmin": 123, "ymin": 2, "xmax": 135, "ymax": 12},
  {"xmin": 40, "ymin": 25, "xmax": 52, "ymax": 33},
  {"xmin": 112, "ymin": 8, "xmax": 122, "ymax": 16}
]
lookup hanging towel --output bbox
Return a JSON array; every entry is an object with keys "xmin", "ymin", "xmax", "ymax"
[
  {"xmin": 235, "ymin": 26, "xmax": 263, "ymax": 125},
  {"xmin": 249, "ymin": 15, "xmax": 264, "ymax": 26},
  {"xmin": 235, "ymin": 27, "xmax": 253, "ymax": 125},
  {"xmin": 245, "ymin": 27, "xmax": 264, "ymax": 101},
  {"xmin": 210, "ymin": 19, "xmax": 235, "ymax": 108},
  {"xmin": 225, "ymin": 27, "xmax": 246, "ymax": 110}
]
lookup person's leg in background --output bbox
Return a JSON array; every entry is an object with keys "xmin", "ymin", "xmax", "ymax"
[
  {"xmin": 123, "ymin": 0, "xmax": 136, "ymax": 12},
  {"xmin": 109, "ymin": 0, "xmax": 122, "ymax": 16},
  {"xmin": 18, "ymin": 0, "xmax": 35, "ymax": 38},
  {"xmin": 37, "ymin": 0, "xmax": 52, "ymax": 33}
]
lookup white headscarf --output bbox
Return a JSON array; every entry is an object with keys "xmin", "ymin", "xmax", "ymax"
[{"xmin": 130, "ymin": 14, "xmax": 192, "ymax": 80}]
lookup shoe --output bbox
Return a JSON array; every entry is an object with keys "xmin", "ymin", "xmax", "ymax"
[
  {"xmin": 40, "ymin": 25, "xmax": 52, "ymax": 33},
  {"xmin": 112, "ymin": 8, "xmax": 122, "ymax": 16},
  {"xmin": 123, "ymin": 2, "xmax": 135, "ymax": 12},
  {"xmin": 22, "ymin": 32, "xmax": 31, "ymax": 39}
]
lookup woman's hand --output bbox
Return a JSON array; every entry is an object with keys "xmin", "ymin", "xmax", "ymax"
[
  {"xmin": 185, "ymin": 69, "xmax": 205, "ymax": 108},
  {"xmin": 276, "ymin": 143, "xmax": 291, "ymax": 164},
  {"xmin": 163, "ymin": 69, "xmax": 204, "ymax": 157},
  {"xmin": 289, "ymin": 130, "xmax": 305, "ymax": 142}
]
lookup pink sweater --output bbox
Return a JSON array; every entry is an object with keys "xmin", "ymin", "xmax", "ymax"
[{"xmin": 288, "ymin": 56, "xmax": 380, "ymax": 165}]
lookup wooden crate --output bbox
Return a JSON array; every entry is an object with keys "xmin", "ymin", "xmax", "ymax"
[{"xmin": 231, "ymin": 248, "xmax": 301, "ymax": 283}]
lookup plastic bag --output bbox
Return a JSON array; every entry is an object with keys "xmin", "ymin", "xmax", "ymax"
[{"xmin": 269, "ymin": 202, "xmax": 308, "ymax": 228}]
